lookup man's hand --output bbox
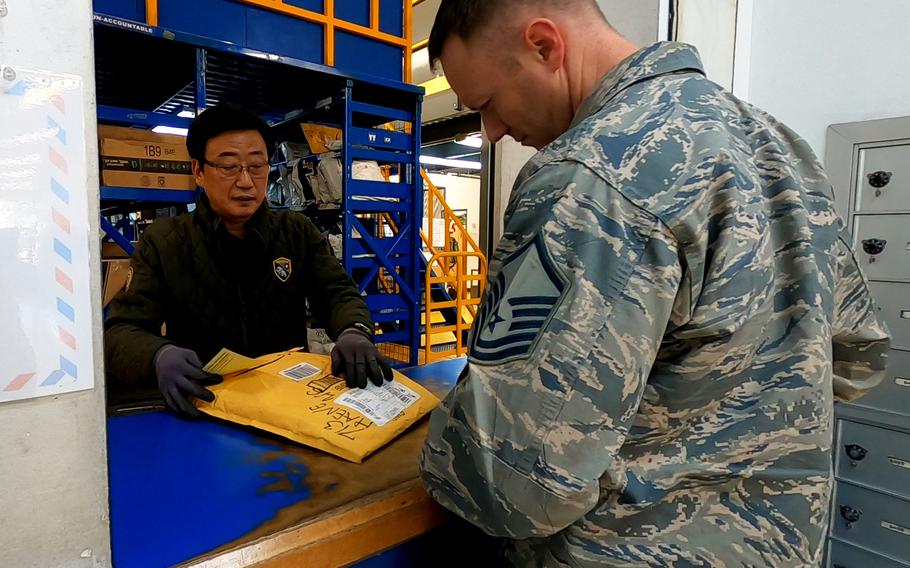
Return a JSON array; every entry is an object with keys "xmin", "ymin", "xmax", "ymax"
[
  {"xmin": 154, "ymin": 345, "xmax": 223, "ymax": 417},
  {"xmin": 331, "ymin": 329, "xmax": 393, "ymax": 388}
]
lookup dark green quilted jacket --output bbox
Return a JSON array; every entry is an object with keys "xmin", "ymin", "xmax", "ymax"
[{"xmin": 104, "ymin": 193, "xmax": 370, "ymax": 392}]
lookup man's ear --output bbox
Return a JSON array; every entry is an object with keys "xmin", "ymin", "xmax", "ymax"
[
  {"xmin": 191, "ymin": 159, "xmax": 205, "ymax": 189},
  {"xmin": 524, "ymin": 18, "xmax": 566, "ymax": 72}
]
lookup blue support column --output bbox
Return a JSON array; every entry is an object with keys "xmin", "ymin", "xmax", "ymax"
[
  {"xmin": 195, "ymin": 48, "xmax": 207, "ymax": 114},
  {"xmin": 342, "ymin": 81, "xmax": 355, "ymax": 276},
  {"xmin": 115, "ymin": 217, "xmax": 136, "ymax": 242},
  {"xmin": 338, "ymin": 84, "xmax": 423, "ymax": 366},
  {"xmin": 410, "ymin": 94, "xmax": 424, "ymax": 366}
]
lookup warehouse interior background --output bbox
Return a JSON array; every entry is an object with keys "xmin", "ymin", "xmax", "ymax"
[{"xmin": 2, "ymin": 0, "xmax": 910, "ymax": 566}]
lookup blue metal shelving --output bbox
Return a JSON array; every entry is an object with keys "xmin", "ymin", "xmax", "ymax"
[
  {"xmin": 94, "ymin": 13, "xmax": 423, "ymax": 365},
  {"xmin": 101, "ymin": 187, "xmax": 198, "ymax": 203}
]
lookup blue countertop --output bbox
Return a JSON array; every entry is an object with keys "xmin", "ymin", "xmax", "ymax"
[{"xmin": 107, "ymin": 357, "xmax": 465, "ymax": 568}]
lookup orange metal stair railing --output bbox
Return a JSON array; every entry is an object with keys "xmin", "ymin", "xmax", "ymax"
[
  {"xmin": 369, "ymin": 168, "xmax": 486, "ymax": 365},
  {"xmin": 420, "ymin": 169, "xmax": 487, "ymax": 363}
]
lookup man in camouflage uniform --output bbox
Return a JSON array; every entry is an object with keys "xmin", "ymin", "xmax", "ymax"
[{"xmin": 418, "ymin": 1, "xmax": 891, "ymax": 566}]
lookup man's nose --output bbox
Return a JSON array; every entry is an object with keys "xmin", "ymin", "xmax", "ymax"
[{"xmin": 235, "ymin": 167, "xmax": 255, "ymax": 188}]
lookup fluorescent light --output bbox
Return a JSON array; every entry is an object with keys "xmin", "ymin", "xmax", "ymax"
[
  {"xmin": 152, "ymin": 125, "xmax": 189, "ymax": 137},
  {"xmin": 447, "ymin": 152, "xmax": 481, "ymax": 160},
  {"xmin": 177, "ymin": 110, "xmax": 195, "ymax": 118},
  {"xmin": 419, "ymin": 155, "xmax": 482, "ymax": 170},
  {"xmin": 455, "ymin": 134, "xmax": 483, "ymax": 148}
]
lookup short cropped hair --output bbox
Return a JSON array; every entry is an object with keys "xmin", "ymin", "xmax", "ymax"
[
  {"xmin": 186, "ymin": 103, "xmax": 275, "ymax": 165},
  {"xmin": 428, "ymin": 0, "xmax": 603, "ymax": 63}
]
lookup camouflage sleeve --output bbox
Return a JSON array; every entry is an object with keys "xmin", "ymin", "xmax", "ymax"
[
  {"xmin": 831, "ymin": 231, "xmax": 890, "ymax": 402},
  {"xmin": 418, "ymin": 161, "xmax": 683, "ymax": 539}
]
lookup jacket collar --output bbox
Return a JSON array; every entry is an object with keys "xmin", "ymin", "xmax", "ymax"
[
  {"xmin": 570, "ymin": 42, "xmax": 706, "ymax": 130},
  {"xmin": 193, "ymin": 191, "xmax": 274, "ymax": 248}
]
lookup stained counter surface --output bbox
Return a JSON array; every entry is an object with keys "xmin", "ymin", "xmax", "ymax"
[{"xmin": 107, "ymin": 358, "xmax": 466, "ymax": 568}]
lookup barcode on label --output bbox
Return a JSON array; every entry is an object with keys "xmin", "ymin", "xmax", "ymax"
[
  {"xmin": 345, "ymin": 399, "xmax": 373, "ymax": 415},
  {"xmin": 392, "ymin": 391, "xmax": 414, "ymax": 404},
  {"xmin": 280, "ymin": 363, "xmax": 322, "ymax": 382},
  {"xmin": 335, "ymin": 382, "xmax": 420, "ymax": 427}
]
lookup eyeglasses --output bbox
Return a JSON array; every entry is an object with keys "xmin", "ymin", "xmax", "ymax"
[{"xmin": 204, "ymin": 160, "xmax": 270, "ymax": 180}]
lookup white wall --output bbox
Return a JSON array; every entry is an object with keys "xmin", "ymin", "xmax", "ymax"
[
  {"xmin": 426, "ymin": 172, "xmax": 482, "ymax": 275},
  {"xmin": 740, "ymin": 0, "xmax": 910, "ymax": 160},
  {"xmin": 675, "ymin": 0, "xmax": 738, "ymax": 89},
  {"xmin": 599, "ymin": 0, "xmax": 663, "ymax": 46},
  {"xmin": 490, "ymin": 138, "xmax": 537, "ymax": 245},
  {"xmin": 0, "ymin": 0, "xmax": 111, "ymax": 566},
  {"xmin": 427, "ymin": 172, "xmax": 481, "ymax": 244}
]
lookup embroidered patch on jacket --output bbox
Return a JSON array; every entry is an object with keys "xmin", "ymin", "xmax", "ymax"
[
  {"xmin": 470, "ymin": 234, "xmax": 567, "ymax": 364},
  {"xmin": 273, "ymin": 257, "xmax": 292, "ymax": 282}
]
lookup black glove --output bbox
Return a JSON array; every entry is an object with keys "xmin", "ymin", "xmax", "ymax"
[
  {"xmin": 331, "ymin": 329, "xmax": 393, "ymax": 389},
  {"xmin": 153, "ymin": 345, "xmax": 223, "ymax": 417}
]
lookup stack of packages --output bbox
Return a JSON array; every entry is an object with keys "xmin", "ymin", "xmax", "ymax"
[
  {"xmin": 301, "ymin": 123, "xmax": 343, "ymax": 210},
  {"xmin": 300, "ymin": 123, "xmax": 393, "ymax": 210},
  {"xmin": 272, "ymin": 141, "xmax": 313, "ymax": 210}
]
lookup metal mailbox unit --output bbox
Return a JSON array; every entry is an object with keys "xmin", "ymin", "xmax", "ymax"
[{"xmin": 826, "ymin": 115, "xmax": 910, "ymax": 568}]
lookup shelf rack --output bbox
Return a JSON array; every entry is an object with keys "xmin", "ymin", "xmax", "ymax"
[{"xmin": 93, "ymin": 10, "xmax": 424, "ymax": 366}]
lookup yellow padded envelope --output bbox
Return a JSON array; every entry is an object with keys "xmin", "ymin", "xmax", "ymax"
[{"xmin": 195, "ymin": 350, "xmax": 440, "ymax": 463}]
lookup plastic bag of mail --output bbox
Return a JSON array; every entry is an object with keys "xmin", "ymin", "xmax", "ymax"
[{"xmin": 195, "ymin": 350, "xmax": 440, "ymax": 463}]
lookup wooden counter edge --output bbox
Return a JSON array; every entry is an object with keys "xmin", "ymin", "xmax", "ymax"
[{"xmin": 182, "ymin": 480, "xmax": 451, "ymax": 568}]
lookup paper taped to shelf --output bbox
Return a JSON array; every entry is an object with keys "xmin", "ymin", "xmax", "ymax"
[{"xmin": 195, "ymin": 350, "xmax": 440, "ymax": 463}]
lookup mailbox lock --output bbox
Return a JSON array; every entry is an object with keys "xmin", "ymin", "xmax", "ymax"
[
  {"xmin": 862, "ymin": 239, "xmax": 887, "ymax": 261},
  {"xmin": 868, "ymin": 171, "xmax": 892, "ymax": 189},
  {"xmin": 840, "ymin": 505, "xmax": 862, "ymax": 526},
  {"xmin": 845, "ymin": 444, "xmax": 868, "ymax": 462}
]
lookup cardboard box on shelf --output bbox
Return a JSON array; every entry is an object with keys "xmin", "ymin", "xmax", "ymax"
[
  {"xmin": 301, "ymin": 123, "xmax": 342, "ymax": 154},
  {"xmin": 99, "ymin": 125, "xmax": 195, "ymax": 191},
  {"xmin": 101, "ymin": 241, "xmax": 133, "ymax": 260},
  {"xmin": 102, "ymin": 259, "xmax": 131, "ymax": 307},
  {"xmin": 101, "ymin": 259, "xmax": 167, "ymax": 336}
]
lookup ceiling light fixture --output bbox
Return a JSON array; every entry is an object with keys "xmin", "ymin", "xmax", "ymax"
[
  {"xmin": 455, "ymin": 133, "xmax": 483, "ymax": 149},
  {"xmin": 152, "ymin": 125, "xmax": 189, "ymax": 137},
  {"xmin": 419, "ymin": 155, "xmax": 482, "ymax": 170}
]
